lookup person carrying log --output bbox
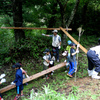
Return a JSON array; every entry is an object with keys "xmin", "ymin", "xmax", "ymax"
[
  {"xmin": 11, "ymin": 63, "xmax": 24, "ymax": 100},
  {"xmin": 0, "ymin": 73, "xmax": 6, "ymax": 100}
]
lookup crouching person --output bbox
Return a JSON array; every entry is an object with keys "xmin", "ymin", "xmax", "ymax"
[
  {"xmin": 43, "ymin": 49, "xmax": 51, "ymax": 79},
  {"xmin": 11, "ymin": 63, "xmax": 24, "ymax": 100},
  {"xmin": 87, "ymin": 45, "xmax": 100, "ymax": 79}
]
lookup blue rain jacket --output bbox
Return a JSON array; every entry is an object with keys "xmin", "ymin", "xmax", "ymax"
[{"xmin": 13, "ymin": 69, "xmax": 23, "ymax": 86}]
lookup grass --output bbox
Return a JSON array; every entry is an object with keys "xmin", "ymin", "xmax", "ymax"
[{"xmin": 1, "ymin": 34, "xmax": 99, "ymax": 100}]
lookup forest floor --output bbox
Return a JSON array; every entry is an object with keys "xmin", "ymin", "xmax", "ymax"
[
  {"xmin": 58, "ymin": 77, "xmax": 100, "ymax": 100},
  {"xmin": 1, "ymin": 49, "xmax": 100, "ymax": 100}
]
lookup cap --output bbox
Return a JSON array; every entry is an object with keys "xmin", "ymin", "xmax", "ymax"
[
  {"xmin": 67, "ymin": 40, "xmax": 72, "ymax": 45},
  {"xmin": 70, "ymin": 43, "xmax": 76, "ymax": 46},
  {"xmin": 15, "ymin": 63, "xmax": 21, "ymax": 67},
  {"xmin": 52, "ymin": 29, "xmax": 58, "ymax": 33},
  {"xmin": 43, "ymin": 49, "xmax": 50, "ymax": 53},
  {"xmin": 12, "ymin": 63, "xmax": 21, "ymax": 68}
]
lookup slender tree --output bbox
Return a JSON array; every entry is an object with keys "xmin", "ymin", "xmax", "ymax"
[{"xmin": 67, "ymin": 0, "xmax": 80, "ymax": 27}]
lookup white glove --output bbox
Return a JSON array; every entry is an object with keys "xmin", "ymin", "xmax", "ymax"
[
  {"xmin": 51, "ymin": 56, "xmax": 55, "ymax": 61},
  {"xmin": 77, "ymin": 44, "xmax": 80, "ymax": 48},
  {"xmin": 64, "ymin": 60, "xmax": 66, "ymax": 62},
  {"xmin": 0, "ymin": 74, "xmax": 6, "ymax": 79},
  {"xmin": 62, "ymin": 51, "xmax": 67, "ymax": 56},
  {"xmin": 26, "ymin": 75, "xmax": 29, "ymax": 78},
  {"xmin": 11, "ymin": 82, "xmax": 15, "ymax": 85},
  {"xmin": 76, "ymin": 50, "xmax": 79, "ymax": 53},
  {"xmin": 50, "ymin": 61, "xmax": 53, "ymax": 65},
  {"xmin": 42, "ymin": 34, "xmax": 45, "ymax": 36},
  {"xmin": 58, "ymin": 46, "xmax": 61, "ymax": 49},
  {"xmin": 0, "ymin": 78, "xmax": 6, "ymax": 83},
  {"xmin": 66, "ymin": 63, "xmax": 69, "ymax": 66},
  {"xmin": 43, "ymin": 56, "xmax": 46, "ymax": 60}
]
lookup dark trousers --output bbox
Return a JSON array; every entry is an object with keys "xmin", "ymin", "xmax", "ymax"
[
  {"xmin": 87, "ymin": 50, "xmax": 100, "ymax": 72},
  {"xmin": 52, "ymin": 46, "xmax": 59, "ymax": 60}
]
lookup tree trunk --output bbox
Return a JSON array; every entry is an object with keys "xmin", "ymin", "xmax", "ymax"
[
  {"xmin": 82, "ymin": 1, "xmax": 89, "ymax": 25},
  {"xmin": 12, "ymin": 0, "xmax": 25, "ymax": 42},
  {"xmin": 67, "ymin": 0, "xmax": 80, "ymax": 27},
  {"xmin": 47, "ymin": 2, "xmax": 57, "ymax": 34},
  {"xmin": 56, "ymin": 0, "xmax": 68, "ymax": 47}
]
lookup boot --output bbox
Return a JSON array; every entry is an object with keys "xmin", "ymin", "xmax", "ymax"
[
  {"xmin": 88, "ymin": 69, "xmax": 93, "ymax": 76},
  {"xmin": 91, "ymin": 70, "xmax": 100, "ymax": 79}
]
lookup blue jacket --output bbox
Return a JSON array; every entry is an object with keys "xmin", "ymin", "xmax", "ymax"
[{"xmin": 13, "ymin": 69, "xmax": 23, "ymax": 86}]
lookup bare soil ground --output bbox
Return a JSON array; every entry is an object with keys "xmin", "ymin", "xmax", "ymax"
[{"xmin": 58, "ymin": 77, "xmax": 100, "ymax": 100}]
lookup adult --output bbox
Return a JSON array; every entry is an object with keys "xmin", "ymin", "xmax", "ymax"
[
  {"xmin": 87, "ymin": 45, "xmax": 100, "ymax": 79},
  {"xmin": 42, "ymin": 29, "xmax": 61, "ymax": 62}
]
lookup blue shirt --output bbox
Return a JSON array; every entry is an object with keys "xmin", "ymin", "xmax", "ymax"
[{"xmin": 13, "ymin": 69, "xmax": 23, "ymax": 86}]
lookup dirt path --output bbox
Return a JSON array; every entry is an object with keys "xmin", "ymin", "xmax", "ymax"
[{"xmin": 58, "ymin": 77, "xmax": 100, "ymax": 100}]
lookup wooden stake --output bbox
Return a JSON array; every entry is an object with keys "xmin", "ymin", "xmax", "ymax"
[{"xmin": 0, "ymin": 62, "xmax": 66, "ymax": 93}]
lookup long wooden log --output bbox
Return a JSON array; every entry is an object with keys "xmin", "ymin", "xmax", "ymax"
[
  {"xmin": 60, "ymin": 27, "xmax": 88, "ymax": 54},
  {"xmin": 0, "ymin": 62, "xmax": 66, "ymax": 93},
  {"xmin": 1, "ymin": 27, "xmax": 72, "ymax": 31}
]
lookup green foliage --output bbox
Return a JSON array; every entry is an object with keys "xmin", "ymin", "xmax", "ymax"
[{"xmin": 23, "ymin": 85, "xmax": 67, "ymax": 100}]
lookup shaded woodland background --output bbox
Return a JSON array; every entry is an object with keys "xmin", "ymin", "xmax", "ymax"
[{"xmin": 0, "ymin": 0, "xmax": 100, "ymax": 65}]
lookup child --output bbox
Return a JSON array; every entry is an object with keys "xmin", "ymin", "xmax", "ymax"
[
  {"xmin": 43, "ymin": 49, "xmax": 51, "ymax": 79},
  {"xmin": 67, "ymin": 43, "xmax": 79, "ymax": 77},
  {"xmin": 62, "ymin": 40, "xmax": 72, "ymax": 72},
  {"xmin": 0, "ymin": 82, "xmax": 4, "ymax": 100},
  {"xmin": 16, "ymin": 63, "xmax": 29, "ymax": 85},
  {"xmin": 11, "ymin": 63, "xmax": 24, "ymax": 100},
  {"xmin": 0, "ymin": 86, "xmax": 3, "ymax": 100},
  {"xmin": 65, "ymin": 40, "xmax": 72, "ymax": 70},
  {"xmin": 0, "ymin": 74, "xmax": 6, "ymax": 100}
]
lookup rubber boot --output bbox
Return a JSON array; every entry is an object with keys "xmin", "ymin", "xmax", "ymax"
[
  {"xmin": 88, "ymin": 69, "xmax": 93, "ymax": 76},
  {"xmin": 91, "ymin": 70, "xmax": 100, "ymax": 79}
]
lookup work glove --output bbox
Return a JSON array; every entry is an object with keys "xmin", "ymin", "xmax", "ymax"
[
  {"xmin": 62, "ymin": 51, "xmax": 67, "ymax": 56},
  {"xmin": 64, "ymin": 60, "xmax": 66, "ymax": 62},
  {"xmin": 26, "ymin": 75, "xmax": 29, "ymax": 78},
  {"xmin": 11, "ymin": 82, "xmax": 15, "ymax": 85},
  {"xmin": 58, "ymin": 46, "xmax": 61, "ymax": 49},
  {"xmin": 51, "ymin": 56, "xmax": 55, "ymax": 61},
  {"xmin": 42, "ymin": 34, "xmax": 45, "ymax": 36},
  {"xmin": 76, "ymin": 50, "xmax": 79, "ymax": 53},
  {"xmin": 0, "ymin": 74, "xmax": 6, "ymax": 79},
  {"xmin": 0, "ymin": 78, "xmax": 6, "ymax": 83},
  {"xmin": 77, "ymin": 44, "xmax": 80, "ymax": 48},
  {"xmin": 50, "ymin": 61, "xmax": 54, "ymax": 65}
]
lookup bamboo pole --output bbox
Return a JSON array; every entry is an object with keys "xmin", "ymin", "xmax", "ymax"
[
  {"xmin": 0, "ymin": 62, "xmax": 66, "ymax": 93},
  {"xmin": 1, "ymin": 27, "xmax": 72, "ymax": 31},
  {"xmin": 60, "ymin": 27, "xmax": 87, "ymax": 54}
]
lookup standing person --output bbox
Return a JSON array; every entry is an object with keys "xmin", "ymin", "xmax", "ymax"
[
  {"xmin": 43, "ymin": 49, "xmax": 51, "ymax": 79},
  {"xmin": 0, "ymin": 74, "xmax": 6, "ymax": 100},
  {"xmin": 42, "ymin": 29, "xmax": 61, "ymax": 62},
  {"xmin": 87, "ymin": 45, "xmax": 100, "ymax": 79},
  {"xmin": 67, "ymin": 43, "xmax": 79, "ymax": 77},
  {"xmin": 0, "ymin": 82, "xmax": 4, "ymax": 100},
  {"xmin": 65, "ymin": 40, "xmax": 72, "ymax": 69},
  {"xmin": 16, "ymin": 63, "xmax": 29, "ymax": 85},
  {"xmin": 11, "ymin": 63, "xmax": 24, "ymax": 100}
]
